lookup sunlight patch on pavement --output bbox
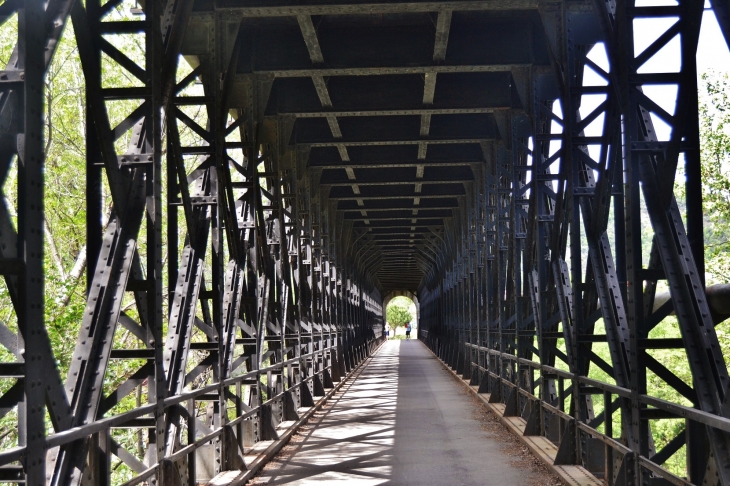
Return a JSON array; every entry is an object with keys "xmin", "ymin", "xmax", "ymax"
[{"xmin": 254, "ymin": 343, "xmax": 401, "ymax": 485}]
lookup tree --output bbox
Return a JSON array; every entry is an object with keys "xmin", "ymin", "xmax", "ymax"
[
  {"xmin": 697, "ymin": 72, "xmax": 730, "ymax": 283},
  {"xmin": 0, "ymin": 14, "xmax": 203, "ymax": 481},
  {"xmin": 386, "ymin": 304, "xmax": 412, "ymax": 329}
]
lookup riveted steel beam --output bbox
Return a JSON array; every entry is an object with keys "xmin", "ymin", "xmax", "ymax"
[
  {"xmin": 250, "ymin": 64, "xmax": 532, "ymax": 78},
  {"xmin": 218, "ymin": 1, "xmax": 539, "ymax": 17},
  {"xmin": 8, "ymin": 2, "xmax": 729, "ymax": 485}
]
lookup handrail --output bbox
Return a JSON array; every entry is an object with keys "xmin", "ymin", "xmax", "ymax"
[
  {"xmin": 462, "ymin": 342, "xmax": 730, "ymax": 433},
  {"xmin": 0, "ymin": 336, "xmax": 381, "ymax": 485},
  {"xmin": 445, "ymin": 337, "xmax": 726, "ymax": 484}
]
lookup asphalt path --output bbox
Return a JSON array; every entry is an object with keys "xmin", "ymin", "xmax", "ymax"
[{"xmin": 252, "ymin": 340, "xmax": 543, "ymax": 485}]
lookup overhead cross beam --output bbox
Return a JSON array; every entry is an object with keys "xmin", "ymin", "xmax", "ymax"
[
  {"xmin": 283, "ymin": 107, "xmax": 503, "ymax": 117},
  {"xmin": 251, "ymin": 64, "xmax": 533, "ymax": 78},
  {"xmin": 297, "ymin": 15, "xmax": 325, "ymax": 63},
  {"xmin": 6, "ymin": 2, "xmax": 729, "ymax": 485},
  {"xmin": 416, "ymin": 6, "xmax": 456, "ymax": 205},
  {"xmin": 308, "ymin": 138, "xmax": 490, "ymax": 147},
  {"xmin": 221, "ymin": 1, "xmax": 540, "ymax": 16},
  {"xmin": 310, "ymin": 159, "xmax": 483, "ymax": 169}
]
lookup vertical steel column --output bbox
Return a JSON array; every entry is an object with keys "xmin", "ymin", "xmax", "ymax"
[{"xmin": 18, "ymin": 0, "xmax": 50, "ymax": 480}]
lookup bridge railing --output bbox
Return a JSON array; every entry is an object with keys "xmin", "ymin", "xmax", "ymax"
[
  {"xmin": 0, "ymin": 0, "xmax": 390, "ymax": 481},
  {"xmin": 423, "ymin": 328, "xmax": 702, "ymax": 485},
  {"xmin": 418, "ymin": 0, "xmax": 730, "ymax": 483},
  {"xmin": 462, "ymin": 343, "xmax": 702, "ymax": 485},
  {"xmin": 0, "ymin": 333, "xmax": 383, "ymax": 484}
]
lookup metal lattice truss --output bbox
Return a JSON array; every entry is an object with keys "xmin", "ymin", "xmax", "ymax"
[
  {"xmin": 1, "ymin": 0, "xmax": 730, "ymax": 484},
  {"xmin": 0, "ymin": 0, "xmax": 384, "ymax": 484}
]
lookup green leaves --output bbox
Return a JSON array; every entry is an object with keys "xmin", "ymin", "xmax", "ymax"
[
  {"xmin": 386, "ymin": 296, "xmax": 416, "ymax": 328},
  {"xmin": 386, "ymin": 304, "xmax": 412, "ymax": 328},
  {"xmin": 699, "ymin": 72, "xmax": 730, "ymax": 283}
]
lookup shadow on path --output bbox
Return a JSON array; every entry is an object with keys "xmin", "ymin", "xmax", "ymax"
[{"xmin": 252, "ymin": 341, "xmax": 543, "ymax": 485}]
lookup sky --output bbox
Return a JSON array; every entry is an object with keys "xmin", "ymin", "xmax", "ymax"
[
  {"xmin": 697, "ymin": 3, "xmax": 730, "ymax": 75},
  {"xmin": 567, "ymin": 2, "xmax": 730, "ymax": 149},
  {"xmin": 539, "ymin": 2, "xmax": 730, "ymax": 276}
]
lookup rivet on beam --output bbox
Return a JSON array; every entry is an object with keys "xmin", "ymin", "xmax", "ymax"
[
  {"xmin": 327, "ymin": 116, "xmax": 343, "ymax": 138},
  {"xmin": 337, "ymin": 144, "xmax": 350, "ymax": 161},
  {"xmin": 297, "ymin": 15, "xmax": 324, "ymax": 63},
  {"xmin": 433, "ymin": 10, "xmax": 453, "ymax": 61},
  {"xmin": 423, "ymin": 73, "xmax": 437, "ymax": 104},
  {"xmin": 312, "ymin": 74, "xmax": 332, "ymax": 106},
  {"xmin": 420, "ymin": 114, "xmax": 432, "ymax": 136}
]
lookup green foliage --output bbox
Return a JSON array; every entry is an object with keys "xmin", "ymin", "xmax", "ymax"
[
  {"xmin": 1, "ymin": 9, "xmax": 729, "ymax": 484},
  {"xmin": 0, "ymin": 6, "xmax": 217, "ymax": 481},
  {"xmin": 550, "ymin": 74, "xmax": 730, "ymax": 480},
  {"xmin": 698, "ymin": 72, "xmax": 730, "ymax": 283},
  {"xmin": 0, "ymin": 15, "xmax": 92, "ymax": 454},
  {"xmin": 386, "ymin": 304, "xmax": 412, "ymax": 328}
]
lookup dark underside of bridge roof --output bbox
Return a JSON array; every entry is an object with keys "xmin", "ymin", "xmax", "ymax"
[{"xmin": 182, "ymin": 1, "xmax": 550, "ymax": 293}]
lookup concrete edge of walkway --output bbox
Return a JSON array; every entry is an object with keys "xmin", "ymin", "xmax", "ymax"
[
  {"xmin": 423, "ymin": 341, "xmax": 602, "ymax": 486},
  {"xmin": 205, "ymin": 340, "xmax": 386, "ymax": 486}
]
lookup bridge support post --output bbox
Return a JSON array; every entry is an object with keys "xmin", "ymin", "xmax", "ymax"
[
  {"xmin": 554, "ymin": 419, "xmax": 577, "ymax": 466},
  {"xmin": 301, "ymin": 381, "xmax": 315, "ymax": 408},
  {"xmin": 284, "ymin": 389, "xmax": 301, "ymax": 421},
  {"xmin": 260, "ymin": 404, "xmax": 279, "ymax": 442},
  {"xmin": 5, "ymin": 0, "xmax": 730, "ymax": 483},
  {"xmin": 523, "ymin": 400, "xmax": 541, "ymax": 436},
  {"xmin": 159, "ymin": 459, "xmax": 183, "ymax": 486}
]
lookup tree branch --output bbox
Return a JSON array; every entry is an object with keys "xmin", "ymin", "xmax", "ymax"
[{"xmin": 44, "ymin": 216, "xmax": 67, "ymax": 280}]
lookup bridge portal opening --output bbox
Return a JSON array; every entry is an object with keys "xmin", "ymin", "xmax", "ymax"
[{"xmin": 383, "ymin": 291, "xmax": 419, "ymax": 340}]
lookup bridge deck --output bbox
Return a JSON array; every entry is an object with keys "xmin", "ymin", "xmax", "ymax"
[{"xmin": 250, "ymin": 340, "xmax": 550, "ymax": 485}]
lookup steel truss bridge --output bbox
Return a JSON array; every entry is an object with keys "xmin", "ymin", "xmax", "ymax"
[{"xmin": 2, "ymin": 0, "xmax": 730, "ymax": 484}]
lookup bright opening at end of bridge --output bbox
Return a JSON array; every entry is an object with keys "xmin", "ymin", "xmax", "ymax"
[
  {"xmin": 4, "ymin": 0, "xmax": 730, "ymax": 485},
  {"xmin": 383, "ymin": 291, "xmax": 419, "ymax": 340}
]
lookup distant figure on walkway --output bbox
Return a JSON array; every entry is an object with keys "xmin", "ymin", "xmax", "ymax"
[
  {"xmin": 385, "ymin": 323, "xmax": 390, "ymax": 339},
  {"xmin": 405, "ymin": 324, "xmax": 411, "ymax": 339}
]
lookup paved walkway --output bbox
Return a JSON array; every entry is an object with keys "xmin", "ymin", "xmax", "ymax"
[{"xmin": 253, "ymin": 340, "xmax": 544, "ymax": 485}]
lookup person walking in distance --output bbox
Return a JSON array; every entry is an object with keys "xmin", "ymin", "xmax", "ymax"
[{"xmin": 405, "ymin": 324, "xmax": 412, "ymax": 340}]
